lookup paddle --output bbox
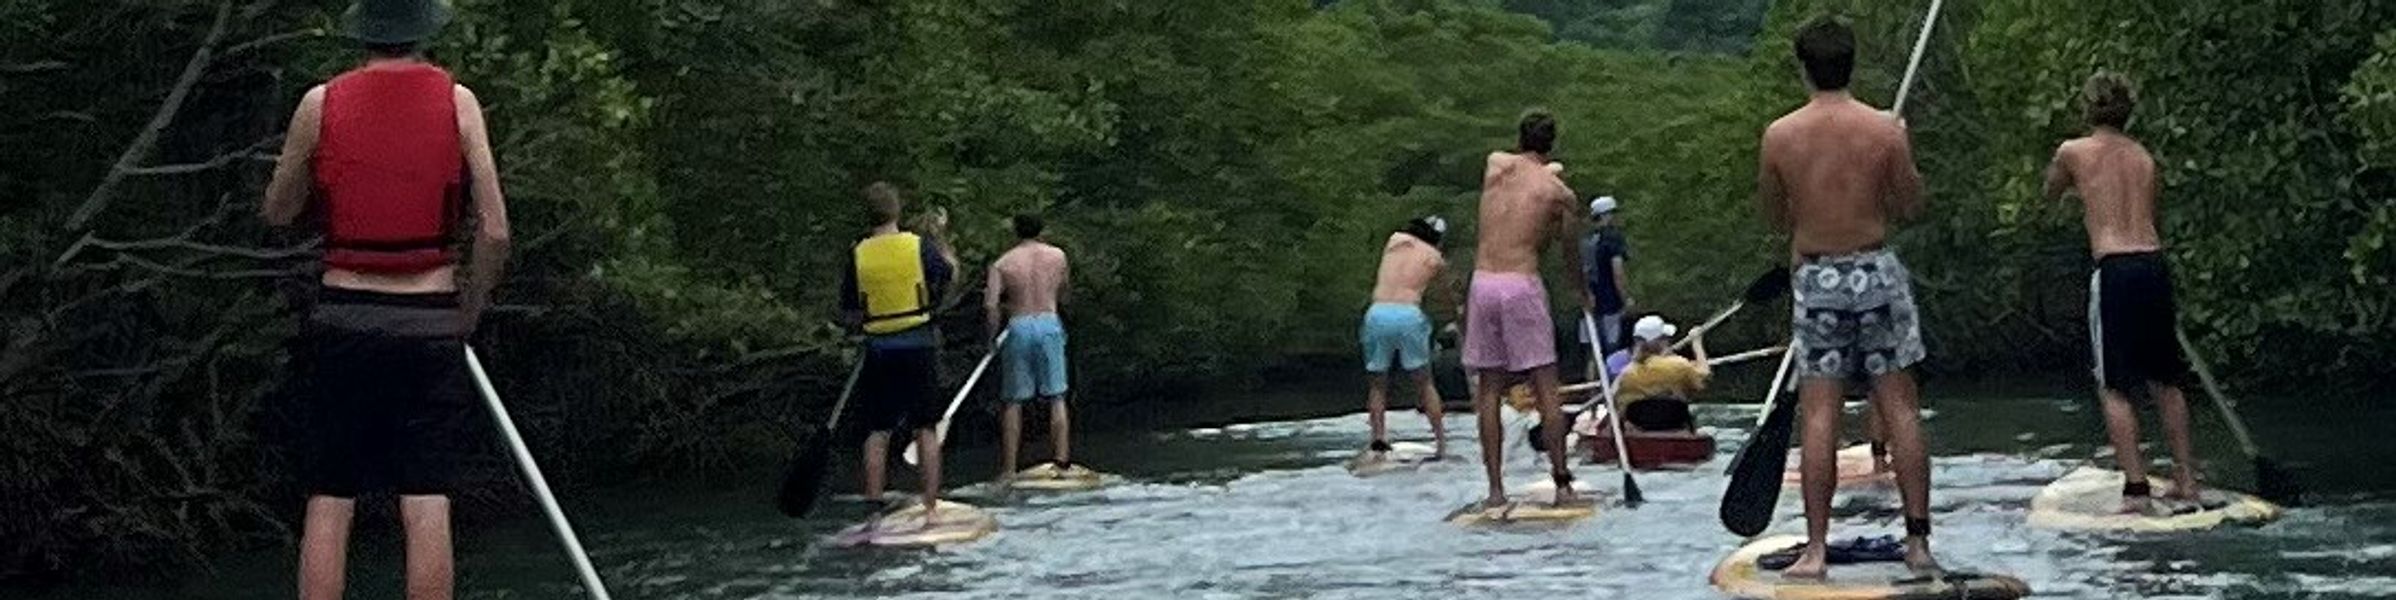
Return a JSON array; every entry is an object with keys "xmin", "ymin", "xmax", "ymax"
[
  {"xmin": 1581, "ymin": 314, "xmax": 1645, "ymax": 507},
  {"xmin": 776, "ymin": 355, "xmax": 866, "ymax": 518},
  {"xmin": 904, "ymin": 331, "xmax": 1010, "ymax": 466},
  {"xmin": 463, "ymin": 347, "xmax": 615, "ymax": 600},
  {"xmin": 1719, "ymin": 345, "xmax": 1800, "ymax": 537},
  {"xmin": 2176, "ymin": 327, "xmax": 2304, "ymax": 505},
  {"xmin": 1671, "ymin": 266, "xmax": 1792, "ymax": 351}
]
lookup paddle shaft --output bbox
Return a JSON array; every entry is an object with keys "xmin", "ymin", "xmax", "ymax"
[
  {"xmin": 463, "ymin": 347, "xmax": 614, "ymax": 600},
  {"xmin": 1892, "ymin": 0, "xmax": 1946, "ymax": 116},
  {"xmin": 824, "ymin": 353, "xmax": 866, "ymax": 430},
  {"xmin": 1582, "ymin": 314, "xmax": 1643, "ymax": 503},
  {"xmin": 2176, "ymin": 327, "xmax": 2264, "ymax": 456},
  {"xmin": 1672, "ymin": 301, "xmax": 1743, "ymax": 351},
  {"xmin": 1555, "ymin": 345, "xmax": 1782, "ymax": 396},
  {"xmin": 1755, "ymin": 345, "xmax": 1797, "ymax": 429},
  {"xmin": 905, "ymin": 330, "xmax": 1009, "ymax": 466}
]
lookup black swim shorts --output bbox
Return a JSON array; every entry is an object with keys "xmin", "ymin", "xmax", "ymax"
[
  {"xmin": 301, "ymin": 289, "xmax": 474, "ymax": 498},
  {"xmin": 2089, "ymin": 251, "xmax": 2190, "ymax": 393},
  {"xmin": 857, "ymin": 343, "xmax": 942, "ymax": 435}
]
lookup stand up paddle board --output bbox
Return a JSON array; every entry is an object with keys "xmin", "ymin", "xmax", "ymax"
[
  {"xmin": 1006, "ymin": 462, "xmax": 1109, "ymax": 491},
  {"xmin": 829, "ymin": 500, "xmax": 997, "ymax": 548},
  {"xmin": 1784, "ymin": 445, "xmax": 1895, "ymax": 488},
  {"xmin": 2026, "ymin": 466, "xmax": 2282, "ymax": 532},
  {"xmin": 1711, "ymin": 535, "xmax": 2031, "ymax": 600},
  {"xmin": 1347, "ymin": 442, "xmax": 1442, "ymax": 476},
  {"xmin": 1445, "ymin": 478, "xmax": 1600, "ymax": 526}
]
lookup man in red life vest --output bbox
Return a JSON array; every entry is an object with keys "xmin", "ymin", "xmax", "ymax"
[{"xmin": 261, "ymin": 1, "xmax": 508, "ymax": 598}]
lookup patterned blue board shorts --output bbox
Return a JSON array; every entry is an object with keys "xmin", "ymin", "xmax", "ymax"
[{"xmin": 1791, "ymin": 249, "xmax": 1926, "ymax": 381}]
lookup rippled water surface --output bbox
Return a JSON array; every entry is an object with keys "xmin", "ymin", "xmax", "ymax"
[{"xmin": 26, "ymin": 391, "xmax": 2396, "ymax": 599}]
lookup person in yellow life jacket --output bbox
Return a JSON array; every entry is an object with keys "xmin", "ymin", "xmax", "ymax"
[
  {"xmin": 839, "ymin": 182, "xmax": 958, "ymax": 515},
  {"xmin": 1615, "ymin": 315, "xmax": 1712, "ymax": 433}
]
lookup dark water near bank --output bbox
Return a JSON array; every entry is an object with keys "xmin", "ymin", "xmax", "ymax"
[{"xmin": 18, "ymin": 383, "xmax": 2396, "ymax": 599}]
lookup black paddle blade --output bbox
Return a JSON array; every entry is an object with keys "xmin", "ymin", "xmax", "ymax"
[
  {"xmin": 1620, "ymin": 472, "xmax": 1645, "ymax": 508},
  {"xmin": 1720, "ymin": 397, "xmax": 1798, "ymax": 536},
  {"xmin": 2254, "ymin": 456, "xmax": 2304, "ymax": 507},
  {"xmin": 776, "ymin": 436, "xmax": 832, "ymax": 518},
  {"xmin": 1744, "ymin": 265, "xmax": 1793, "ymax": 304}
]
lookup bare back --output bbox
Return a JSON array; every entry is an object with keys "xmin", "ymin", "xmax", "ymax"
[
  {"xmin": 2049, "ymin": 132, "xmax": 2163, "ymax": 256},
  {"xmin": 1474, "ymin": 152, "xmax": 1578, "ymax": 275},
  {"xmin": 1759, "ymin": 96, "xmax": 1922, "ymax": 255},
  {"xmin": 991, "ymin": 241, "xmax": 1069, "ymax": 317},
  {"xmin": 1370, "ymin": 233, "xmax": 1445, "ymax": 304}
]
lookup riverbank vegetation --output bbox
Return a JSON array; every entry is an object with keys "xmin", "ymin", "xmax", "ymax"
[{"xmin": 4, "ymin": 0, "xmax": 2389, "ymax": 582}]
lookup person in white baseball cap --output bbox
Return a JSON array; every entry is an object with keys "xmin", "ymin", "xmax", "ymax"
[
  {"xmin": 1579, "ymin": 196, "xmax": 1633, "ymax": 368},
  {"xmin": 1613, "ymin": 315, "xmax": 1712, "ymax": 433}
]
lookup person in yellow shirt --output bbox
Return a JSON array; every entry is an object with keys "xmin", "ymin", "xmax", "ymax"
[{"xmin": 1615, "ymin": 315, "xmax": 1711, "ymax": 432}]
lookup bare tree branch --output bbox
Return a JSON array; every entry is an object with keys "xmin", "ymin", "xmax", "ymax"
[
  {"xmin": 122, "ymin": 137, "xmax": 279, "ymax": 177},
  {"xmin": 65, "ymin": 0, "xmax": 236, "ymax": 231},
  {"xmin": 224, "ymin": 28, "xmax": 326, "ymax": 58},
  {"xmin": 1, "ymin": 61, "xmax": 68, "ymax": 75}
]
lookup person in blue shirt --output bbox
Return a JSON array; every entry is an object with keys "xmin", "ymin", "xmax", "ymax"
[{"xmin": 1580, "ymin": 196, "xmax": 1633, "ymax": 361}]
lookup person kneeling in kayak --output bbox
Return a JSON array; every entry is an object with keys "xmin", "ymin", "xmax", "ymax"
[
  {"xmin": 1359, "ymin": 216, "xmax": 1455, "ymax": 458},
  {"xmin": 1613, "ymin": 315, "xmax": 1711, "ymax": 433}
]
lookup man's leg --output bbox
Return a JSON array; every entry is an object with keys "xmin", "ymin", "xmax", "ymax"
[
  {"xmin": 299, "ymin": 496, "xmax": 356, "ymax": 600},
  {"xmin": 1869, "ymin": 370, "xmax": 1937, "ymax": 573},
  {"xmin": 2150, "ymin": 383, "xmax": 2203, "ymax": 500},
  {"xmin": 1366, "ymin": 373, "xmax": 1391, "ymax": 448},
  {"xmin": 1047, "ymin": 397, "xmax": 1071, "ymax": 466},
  {"xmin": 1527, "ymin": 365, "xmax": 1574, "ymax": 503},
  {"xmin": 1473, "ymin": 369, "xmax": 1509, "ymax": 506},
  {"xmin": 915, "ymin": 427, "xmax": 942, "ymax": 514},
  {"xmin": 1412, "ymin": 369, "xmax": 1448, "ymax": 455},
  {"xmin": 1864, "ymin": 392, "xmax": 1892, "ymax": 473},
  {"xmin": 1781, "ymin": 379, "xmax": 1845, "ymax": 580},
  {"xmin": 862, "ymin": 431, "xmax": 891, "ymax": 502},
  {"xmin": 999, "ymin": 403, "xmax": 1022, "ymax": 479},
  {"xmin": 2097, "ymin": 387, "xmax": 2151, "ymax": 512},
  {"xmin": 399, "ymin": 495, "xmax": 455, "ymax": 600}
]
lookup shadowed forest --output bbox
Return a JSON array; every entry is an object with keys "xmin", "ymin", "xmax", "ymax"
[{"xmin": 4, "ymin": 0, "xmax": 2391, "ymax": 583}]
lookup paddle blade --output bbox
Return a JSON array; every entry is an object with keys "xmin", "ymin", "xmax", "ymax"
[
  {"xmin": 1620, "ymin": 472, "xmax": 1645, "ymax": 508},
  {"xmin": 1719, "ymin": 398, "xmax": 1798, "ymax": 536},
  {"xmin": 1743, "ymin": 265, "xmax": 1793, "ymax": 304},
  {"xmin": 2254, "ymin": 455, "xmax": 2304, "ymax": 507},
  {"xmin": 776, "ymin": 434, "xmax": 833, "ymax": 518}
]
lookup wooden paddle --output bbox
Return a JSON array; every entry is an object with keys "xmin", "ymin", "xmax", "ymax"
[
  {"xmin": 776, "ymin": 354, "xmax": 866, "ymax": 518},
  {"xmin": 2177, "ymin": 327, "xmax": 2304, "ymax": 505},
  {"xmin": 905, "ymin": 331, "xmax": 1009, "ymax": 466},
  {"xmin": 1719, "ymin": 344, "xmax": 1800, "ymax": 537}
]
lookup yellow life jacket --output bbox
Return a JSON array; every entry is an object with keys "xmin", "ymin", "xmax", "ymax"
[{"xmin": 853, "ymin": 232, "xmax": 932, "ymax": 334}]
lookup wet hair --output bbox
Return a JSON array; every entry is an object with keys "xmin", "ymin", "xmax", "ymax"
[
  {"xmin": 363, "ymin": 41, "xmax": 420, "ymax": 58},
  {"xmin": 1013, "ymin": 214, "xmax": 1044, "ymax": 239},
  {"xmin": 863, "ymin": 181, "xmax": 904, "ymax": 224},
  {"xmin": 1517, "ymin": 110, "xmax": 1557, "ymax": 155},
  {"xmin": 1401, "ymin": 218, "xmax": 1444, "ymax": 248},
  {"xmin": 1793, "ymin": 16, "xmax": 1855, "ymax": 91},
  {"xmin": 2083, "ymin": 72, "xmax": 2136, "ymax": 129}
]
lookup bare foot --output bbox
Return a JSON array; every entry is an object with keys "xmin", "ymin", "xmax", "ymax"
[
  {"xmin": 1482, "ymin": 493, "xmax": 1510, "ymax": 510},
  {"xmin": 2118, "ymin": 494, "xmax": 2153, "ymax": 516},
  {"xmin": 1902, "ymin": 536, "xmax": 1941, "ymax": 576},
  {"xmin": 2169, "ymin": 468, "xmax": 2204, "ymax": 503},
  {"xmin": 1781, "ymin": 546, "xmax": 1829, "ymax": 581}
]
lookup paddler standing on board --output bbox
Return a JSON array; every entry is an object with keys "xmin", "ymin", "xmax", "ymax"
[
  {"xmin": 1756, "ymin": 16, "xmax": 1939, "ymax": 578},
  {"xmin": 1580, "ymin": 196, "xmax": 1633, "ymax": 369},
  {"xmin": 1360, "ymin": 216, "xmax": 1456, "ymax": 459},
  {"xmin": 260, "ymin": 1, "xmax": 508, "ymax": 596},
  {"xmin": 2044, "ymin": 72, "xmax": 2210, "ymax": 515},
  {"xmin": 1466, "ymin": 110, "xmax": 1591, "ymax": 508},
  {"xmin": 986, "ymin": 213, "xmax": 1078, "ymax": 480},
  {"xmin": 842, "ymin": 182, "xmax": 959, "ymax": 516}
]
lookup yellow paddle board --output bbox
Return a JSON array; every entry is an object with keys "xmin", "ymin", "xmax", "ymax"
[
  {"xmin": 830, "ymin": 500, "xmax": 997, "ymax": 548},
  {"xmin": 2026, "ymin": 466, "xmax": 2282, "ymax": 532},
  {"xmin": 1784, "ymin": 445, "xmax": 1894, "ymax": 488},
  {"xmin": 1711, "ymin": 535, "xmax": 2031, "ymax": 600},
  {"xmin": 1006, "ymin": 462, "xmax": 1109, "ymax": 491},
  {"xmin": 1445, "ymin": 479, "xmax": 1600, "ymax": 526},
  {"xmin": 1346, "ymin": 442, "xmax": 1442, "ymax": 476}
]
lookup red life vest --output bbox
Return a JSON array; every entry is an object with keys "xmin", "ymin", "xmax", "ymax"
[{"xmin": 312, "ymin": 63, "xmax": 465, "ymax": 273}]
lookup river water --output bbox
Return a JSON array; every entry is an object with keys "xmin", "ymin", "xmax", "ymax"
[{"xmin": 24, "ymin": 386, "xmax": 2396, "ymax": 599}]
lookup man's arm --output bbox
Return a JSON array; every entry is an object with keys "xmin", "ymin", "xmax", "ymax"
[
  {"xmin": 1884, "ymin": 124, "xmax": 1926, "ymax": 221},
  {"xmin": 1554, "ymin": 183, "xmax": 1593, "ymax": 313},
  {"xmin": 2042, "ymin": 146, "xmax": 2076, "ymax": 202},
  {"xmin": 1755, "ymin": 134, "xmax": 1791, "ymax": 233},
  {"xmin": 1056, "ymin": 251, "xmax": 1072, "ymax": 307},
  {"xmin": 456, "ymin": 86, "xmax": 510, "ymax": 328},
  {"xmin": 839, "ymin": 252, "xmax": 864, "ymax": 332},
  {"xmin": 1611, "ymin": 255, "xmax": 1632, "ymax": 312},
  {"xmin": 984, "ymin": 258, "xmax": 1006, "ymax": 343},
  {"xmin": 260, "ymin": 86, "xmax": 326, "ymax": 227}
]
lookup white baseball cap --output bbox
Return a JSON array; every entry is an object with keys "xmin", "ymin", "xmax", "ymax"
[
  {"xmin": 1633, "ymin": 315, "xmax": 1678, "ymax": 342},
  {"xmin": 1589, "ymin": 196, "xmax": 1619, "ymax": 216}
]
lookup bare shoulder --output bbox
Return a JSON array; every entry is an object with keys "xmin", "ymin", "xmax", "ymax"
[
  {"xmin": 1042, "ymin": 243, "xmax": 1067, "ymax": 260},
  {"xmin": 452, "ymin": 83, "xmax": 481, "ymax": 105}
]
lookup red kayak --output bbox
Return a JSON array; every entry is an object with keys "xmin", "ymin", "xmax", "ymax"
[{"xmin": 1578, "ymin": 415, "xmax": 1717, "ymax": 470}]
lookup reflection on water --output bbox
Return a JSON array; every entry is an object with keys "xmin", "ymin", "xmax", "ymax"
[{"xmin": 23, "ymin": 393, "xmax": 2396, "ymax": 599}]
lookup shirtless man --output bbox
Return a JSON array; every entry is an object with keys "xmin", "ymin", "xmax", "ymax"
[
  {"xmin": 1359, "ymin": 216, "xmax": 1455, "ymax": 457},
  {"xmin": 1466, "ymin": 110, "xmax": 1591, "ymax": 507},
  {"xmin": 1756, "ymin": 16, "xmax": 1936, "ymax": 578},
  {"xmin": 986, "ymin": 214, "xmax": 1075, "ymax": 478},
  {"xmin": 2044, "ymin": 72, "xmax": 2206, "ymax": 514},
  {"xmin": 260, "ymin": 2, "xmax": 508, "ymax": 597}
]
